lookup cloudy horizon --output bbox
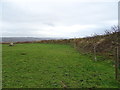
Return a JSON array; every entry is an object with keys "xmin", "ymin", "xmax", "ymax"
[{"xmin": 0, "ymin": 0, "xmax": 119, "ymax": 38}]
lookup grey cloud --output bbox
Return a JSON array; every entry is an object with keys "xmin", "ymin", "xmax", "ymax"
[
  {"xmin": 1, "ymin": 1, "xmax": 118, "ymax": 38},
  {"xmin": 43, "ymin": 22, "xmax": 55, "ymax": 26}
]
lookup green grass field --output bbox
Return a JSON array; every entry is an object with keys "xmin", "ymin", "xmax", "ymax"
[{"xmin": 2, "ymin": 43, "xmax": 120, "ymax": 88}]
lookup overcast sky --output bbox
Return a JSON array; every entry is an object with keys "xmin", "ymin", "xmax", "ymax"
[{"xmin": 0, "ymin": 0, "xmax": 119, "ymax": 38}]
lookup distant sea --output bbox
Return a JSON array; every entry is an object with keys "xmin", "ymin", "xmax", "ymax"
[{"xmin": 1, "ymin": 37, "xmax": 64, "ymax": 43}]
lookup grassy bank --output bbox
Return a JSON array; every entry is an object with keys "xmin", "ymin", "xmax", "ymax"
[{"xmin": 2, "ymin": 43, "xmax": 120, "ymax": 88}]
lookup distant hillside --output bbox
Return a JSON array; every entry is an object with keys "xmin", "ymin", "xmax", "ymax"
[
  {"xmin": 29, "ymin": 26, "xmax": 119, "ymax": 60},
  {"xmin": 1, "ymin": 37, "xmax": 62, "ymax": 43}
]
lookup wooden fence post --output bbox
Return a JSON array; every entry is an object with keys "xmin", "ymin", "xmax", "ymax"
[
  {"xmin": 115, "ymin": 46, "xmax": 119, "ymax": 80},
  {"xmin": 114, "ymin": 26, "xmax": 120, "ymax": 81},
  {"xmin": 117, "ymin": 2, "xmax": 120, "ymax": 81},
  {"xmin": 94, "ymin": 45, "xmax": 97, "ymax": 61}
]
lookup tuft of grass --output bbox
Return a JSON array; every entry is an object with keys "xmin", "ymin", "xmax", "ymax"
[{"xmin": 2, "ymin": 43, "xmax": 120, "ymax": 88}]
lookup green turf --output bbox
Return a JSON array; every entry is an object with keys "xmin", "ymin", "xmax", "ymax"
[{"xmin": 2, "ymin": 43, "xmax": 120, "ymax": 88}]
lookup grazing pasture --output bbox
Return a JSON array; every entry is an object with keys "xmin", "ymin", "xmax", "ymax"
[{"xmin": 2, "ymin": 43, "xmax": 120, "ymax": 88}]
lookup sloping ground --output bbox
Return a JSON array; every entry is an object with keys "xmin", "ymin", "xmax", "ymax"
[
  {"xmin": 74, "ymin": 32, "xmax": 119, "ymax": 54},
  {"xmin": 3, "ymin": 30, "xmax": 119, "ymax": 60},
  {"xmin": 33, "ymin": 31, "xmax": 120, "ymax": 59},
  {"xmin": 2, "ymin": 43, "xmax": 120, "ymax": 88}
]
